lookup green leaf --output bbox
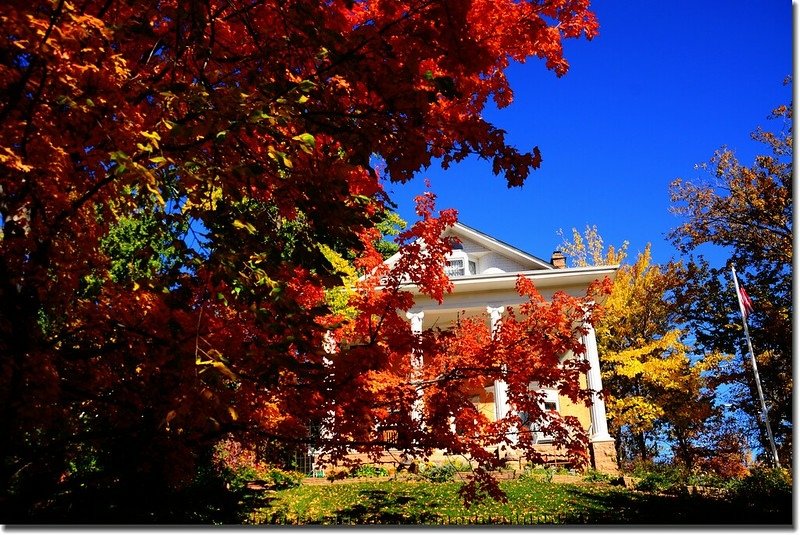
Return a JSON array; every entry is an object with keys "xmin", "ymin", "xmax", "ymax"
[
  {"xmin": 292, "ymin": 133, "xmax": 315, "ymax": 154},
  {"xmin": 298, "ymin": 79, "xmax": 316, "ymax": 92}
]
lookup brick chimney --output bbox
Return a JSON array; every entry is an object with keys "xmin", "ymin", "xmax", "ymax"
[{"xmin": 550, "ymin": 250, "xmax": 566, "ymax": 269}]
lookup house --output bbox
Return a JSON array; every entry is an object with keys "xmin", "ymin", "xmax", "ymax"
[{"xmin": 384, "ymin": 222, "xmax": 620, "ymax": 473}]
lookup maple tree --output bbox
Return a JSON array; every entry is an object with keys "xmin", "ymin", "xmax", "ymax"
[
  {"xmin": 0, "ymin": 0, "xmax": 600, "ymax": 520},
  {"xmin": 669, "ymin": 91, "xmax": 793, "ymax": 466}
]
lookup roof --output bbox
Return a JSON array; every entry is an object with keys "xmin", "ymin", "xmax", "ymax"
[
  {"xmin": 444, "ymin": 222, "xmax": 555, "ymax": 271},
  {"xmin": 379, "ymin": 221, "xmax": 619, "ymax": 304},
  {"xmin": 383, "ymin": 221, "xmax": 556, "ymax": 271}
]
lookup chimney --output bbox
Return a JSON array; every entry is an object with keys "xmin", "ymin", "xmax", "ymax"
[{"xmin": 550, "ymin": 250, "xmax": 566, "ymax": 269}]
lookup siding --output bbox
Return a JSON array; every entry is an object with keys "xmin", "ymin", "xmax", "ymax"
[
  {"xmin": 458, "ymin": 237, "xmax": 486, "ymax": 255},
  {"xmin": 478, "ymin": 252, "xmax": 526, "ymax": 274},
  {"xmin": 558, "ymin": 374, "xmax": 591, "ymax": 431},
  {"xmin": 453, "ymin": 236, "xmax": 528, "ymax": 275}
]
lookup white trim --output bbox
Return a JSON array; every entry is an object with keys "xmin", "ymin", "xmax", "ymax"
[
  {"xmin": 520, "ymin": 385, "xmax": 560, "ymax": 444},
  {"xmin": 402, "ymin": 265, "xmax": 619, "ymax": 295},
  {"xmin": 445, "ymin": 222, "xmax": 555, "ymax": 270},
  {"xmin": 445, "ymin": 250, "xmax": 470, "ymax": 277},
  {"xmin": 381, "ymin": 222, "xmax": 582, "ymax": 277}
]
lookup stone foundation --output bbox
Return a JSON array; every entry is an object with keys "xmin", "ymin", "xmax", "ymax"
[
  {"xmin": 314, "ymin": 441, "xmax": 621, "ymax": 477},
  {"xmin": 589, "ymin": 439, "xmax": 619, "ymax": 475}
]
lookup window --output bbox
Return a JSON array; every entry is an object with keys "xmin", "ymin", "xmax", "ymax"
[
  {"xmin": 445, "ymin": 258, "xmax": 465, "ymax": 277},
  {"xmin": 518, "ymin": 388, "xmax": 560, "ymax": 444},
  {"xmin": 446, "ymin": 250, "xmax": 476, "ymax": 278}
]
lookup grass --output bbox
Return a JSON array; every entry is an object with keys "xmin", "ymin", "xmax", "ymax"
[{"xmin": 245, "ymin": 475, "xmax": 791, "ymax": 525}]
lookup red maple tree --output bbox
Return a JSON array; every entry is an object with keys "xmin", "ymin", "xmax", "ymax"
[{"xmin": 0, "ymin": 0, "xmax": 599, "ymax": 519}]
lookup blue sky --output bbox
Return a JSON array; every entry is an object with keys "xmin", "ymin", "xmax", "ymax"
[{"xmin": 382, "ymin": 1, "xmax": 792, "ymax": 268}]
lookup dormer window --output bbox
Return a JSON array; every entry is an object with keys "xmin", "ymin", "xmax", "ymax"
[
  {"xmin": 445, "ymin": 258, "xmax": 465, "ymax": 277},
  {"xmin": 445, "ymin": 250, "xmax": 477, "ymax": 277}
]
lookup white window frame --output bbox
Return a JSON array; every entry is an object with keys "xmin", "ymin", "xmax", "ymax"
[
  {"xmin": 445, "ymin": 250, "xmax": 471, "ymax": 278},
  {"xmin": 520, "ymin": 384, "xmax": 560, "ymax": 444},
  {"xmin": 445, "ymin": 249, "xmax": 478, "ymax": 278}
]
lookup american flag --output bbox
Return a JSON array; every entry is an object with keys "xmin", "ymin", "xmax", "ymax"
[
  {"xmin": 732, "ymin": 266, "xmax": 756, "ymax": 322},
  {"xmin": 738, "ymin": 285, "xmax": 754, "ymax": 319}
]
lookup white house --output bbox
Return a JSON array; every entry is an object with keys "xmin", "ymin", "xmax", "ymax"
[{"xmin": 385, "ymin": 222, "xmax": 619, "ymax": 473}]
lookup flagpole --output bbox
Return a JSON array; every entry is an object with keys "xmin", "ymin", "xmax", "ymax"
[{"xmin": 731, "ymin": 266, "xmax": 780, "ymax": 468}]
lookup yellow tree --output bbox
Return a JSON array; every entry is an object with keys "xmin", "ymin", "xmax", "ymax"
[
  {"xmin": 557, "ymin": 225, "xmax": 627, "ymax": 267},
  {"xmin": 560, "ymin": 229, "xmax": 726, "ymax": 464}
]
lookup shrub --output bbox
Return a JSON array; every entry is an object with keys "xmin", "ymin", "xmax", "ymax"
[
  {"xmin": 632, "ymin": 464, "xmax": 685, "ymax": 495},
  {"xmin": 325, "ymin": 467, "xmax": 350, "ymax": 482},
  {"xmin": 420, "ymin": 462, "xmax": 458, "ymax": 483},
  {"xmin": 729, "ymin": 466, "xmax": 791, "ymax": 513},
  {"xmin": 519, "ymin": 465, "xmax": 555, "ymax": 483},
  {"xmin": 685, "ymin": 471, "xmax": 736, "ymax": 491},
  {"xmin": 450, "ymin": 459, "xmax": 473, "ymax": 472},
  {"xmin": 351, "ymin": 464, "xmax": 389, "ymax": 478},
  {"xmin": 266, "ymin": 468, "xmax": 305, "ymax": 489},
  {"xmin": 583, "ymin": 468, "xmax": 614, "ymax": 483},
  {"xmin": 211, "ymin": 438, "xmax": 303, "ymax": 492}
]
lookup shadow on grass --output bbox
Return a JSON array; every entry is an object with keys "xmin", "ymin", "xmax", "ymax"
[
  {"xmin": 328, "ymin": 489, "xmax": 441, "ymax": 524},
  {"xmin": 255, "ymin": 480, "xmax": 792, "ymax": 526},
  {"xmin": 562, "ymin": 486, "xmax": 792, "ymax": 525}
]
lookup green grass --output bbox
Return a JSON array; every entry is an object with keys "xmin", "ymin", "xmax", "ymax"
[{"xmin": 246, "ymin": 477, "xmax": 791, "ymax": 525}]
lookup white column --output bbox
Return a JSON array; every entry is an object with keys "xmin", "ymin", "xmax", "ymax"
[
  {"xmin": 312, "ymin": 331, "xmax": 337, "ymax": 477},
  {"xmin": 582, "ymin": 322, "xmax": 613, "ymax": 442},
  {"xmin": 487, "ymin": 306, "xmax": 510, "ymax": 423},
  {"xmin": 406, "ymin": 311, "xmax": 425, "ymax": 369},
  {"xmin": 319, "ymin": 331, "xmax": 336, "ymax": 441},
  {"xmin": 406, "ymin": 311, "xmax": 425, "ymax": 423}
]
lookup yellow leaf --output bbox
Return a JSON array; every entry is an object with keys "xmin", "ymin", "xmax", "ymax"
[{"xmin": 233, "ymin": 219, "xmax": 257, "ymax": 234}]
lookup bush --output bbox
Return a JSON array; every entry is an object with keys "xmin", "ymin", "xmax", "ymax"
[
  {"xmin": 420, "ymin": 462, "xmax": 458, "ymax": 483},
  {"xmin": 450, "ymin": 460, "xmax": 473, "ymax": 472},
  {"xmin": 685, "ymin": 471, "xmax": 736, "ymax": 491},
  {"xmin": 351, "ymin": 464, "xmax": 389, "ymax": 478},
  {"xmin": 583, "ymin": 468, "xmax": 614, "ymax": 483},
  {"xmin": 266, "ymin": 468, "xmax": 305, "ymax": 489},
  {"xmin": 211, "ymin": 438, "xmax": 303, "ymax": 492},
  {"xmin": 519, "ymin": 465, "xmax": 555, "ymax": 483},
  {"xmin": 632, "ymin": 464, "xmax": 685, "ymax": 495},
  {"xmin": 728, "ymin": 466, "xmax": 791, "ymax": 513},
  {"xmin": 325, "ymin": 467, "xmax": 351, "ymax": 482}
]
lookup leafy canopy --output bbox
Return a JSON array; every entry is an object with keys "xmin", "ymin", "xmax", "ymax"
[
  {"xmin": 0, "ymin": 0, "xmax": 600, "ymax": 519},
  {"xmin": 669, "ymin": 88, "xmax": 793, "ymax": 465},
  {"xmin": 560, "ymin": 229, "xmax": 727, "ymax": 465}
]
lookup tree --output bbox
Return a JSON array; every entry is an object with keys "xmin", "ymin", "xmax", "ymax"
[
  {"xmin": 557, "ymin": 225, "xmax": 628, "ymax": 268},
  {"xmin": 560, "ymin": 229, "xmax": 726, "ymax": 466},
  {"xmin": 668, "ymin": 89, "xmax": 793, "ymax": 465},
  {"xmin": 0, "ymin": 0, "xmax": 599, "ymax": 520}
]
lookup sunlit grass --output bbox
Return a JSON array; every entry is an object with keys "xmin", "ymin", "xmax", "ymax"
[
  {"xmin": 250, "ymin": 478, "xmax": 639, "ymax": 524},
  {"xmin": 246, "ymin": 475, "xmax": 790, "ymax": 525}
]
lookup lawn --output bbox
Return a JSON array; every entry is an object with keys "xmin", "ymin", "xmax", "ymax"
[{"xmin": 245, "ymin": 474, "xmax": 791, "ymax": 525}]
